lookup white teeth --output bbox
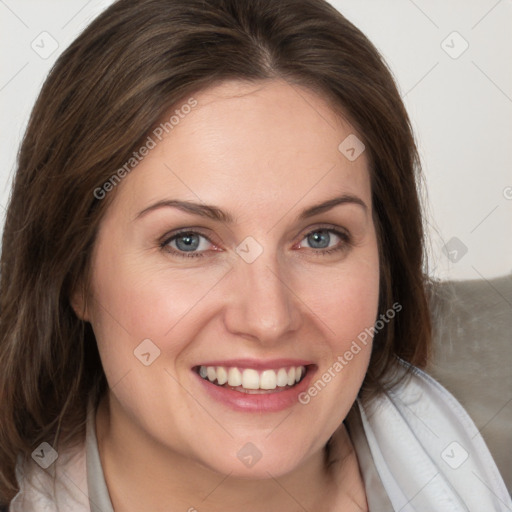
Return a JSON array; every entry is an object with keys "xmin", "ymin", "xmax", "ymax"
[
  {"xmin": 242, "ymin": 369, "xmax": 260, "ymax": 389},
  {"xmin": 227, "ymin": 367, "xmax": 242, "ymax": 387},
  {"xmin": 277, "ymin": 368, "xmax": 289, "ymax": 387},
  {"xmin": 198, "ymin": 364, "xmax": 307, "ymax": 391},
  {"xmin": 216, "ymin": 366, "xmax": 228, "ymax": 385},
  {"xmin": 260, "ymin": 369, "xmax": 277, "ymax": 390},
  {"xmin": 207, "ymin": 366, "xmax": 216, "ymax": 382}
]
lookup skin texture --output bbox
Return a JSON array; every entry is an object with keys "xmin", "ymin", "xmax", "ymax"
[{"xmin": 74, "ymin": 79, "xmax": 379, "ymax": 511}]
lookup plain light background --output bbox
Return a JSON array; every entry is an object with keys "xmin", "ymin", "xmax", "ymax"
[{"xmin": 1, "ymin": 0, "xmax": 511, "ymax": 282}]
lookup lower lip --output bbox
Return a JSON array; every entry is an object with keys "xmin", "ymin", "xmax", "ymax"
[{"xmin": 193, "ymin": 367, "xmax": 317, "ymax": 412}]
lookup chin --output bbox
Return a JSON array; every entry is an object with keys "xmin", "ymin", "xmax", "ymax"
[{"xmin": 190, "ymin": 436, "xmax": 315, "ymax": 480}]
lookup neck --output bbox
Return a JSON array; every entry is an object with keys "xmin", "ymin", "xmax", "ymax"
[{"xmin": 95, "ymin": 393, "xmax": 366, "ymax": 512}]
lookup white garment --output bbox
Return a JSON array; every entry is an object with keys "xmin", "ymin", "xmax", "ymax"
[
  {"xmin": 8, "ymin": 363, "xmax": 512, "ymax": 511},
  {"xmin": 352, "ymin": 361, "xmax": 512, "ymax": 511}
]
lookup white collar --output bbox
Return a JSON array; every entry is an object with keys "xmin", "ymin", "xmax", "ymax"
[
  {"xmin": 355, "ymin": 361, "xmax": 512, "ymax": 511},
  {"xmin": 8, "ymin": 363, "xmax": 511, "ymax": 511}
]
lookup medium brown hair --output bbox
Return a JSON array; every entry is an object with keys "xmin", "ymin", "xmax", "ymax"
[{"xmin": 0, "ymin": 0, "xmax": 431, "ymax": 503}]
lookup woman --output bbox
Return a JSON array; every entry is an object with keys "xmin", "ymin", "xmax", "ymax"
[{"xmin": 0, "ymin": 0, "xmax": 509, "ymax": 510}]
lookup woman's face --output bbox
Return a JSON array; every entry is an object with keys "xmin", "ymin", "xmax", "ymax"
[{"xmin": 80, "ymin": 79, "xmax": 379, "ymax": 477}]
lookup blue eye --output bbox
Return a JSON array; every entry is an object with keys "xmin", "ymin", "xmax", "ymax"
[
  {"xmin": 161, "ymin": 227, "xmax": 350, "ymax": 259},
  {"xmin": 163, "ymin": 231, "xmax": 213, "ymax": 257},
  {"xmin": 299, "ymin": 229, "xmax": 346, "ymax": 252},
  {"xmin": 305, "ymin": 230, "xmax": 334, "ymax": 249}
]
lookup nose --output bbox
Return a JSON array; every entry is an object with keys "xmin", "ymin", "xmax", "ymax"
[{"xmin": 223, "ymin": 252, "xmax": 302, "ymax": 346}]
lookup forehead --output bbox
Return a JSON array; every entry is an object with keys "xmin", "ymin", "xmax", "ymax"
[{"xmin": 110, "ymin": 79, "xmax": 371, "ymax": 219}]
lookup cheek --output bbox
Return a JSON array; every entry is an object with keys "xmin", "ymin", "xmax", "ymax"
[
  {"xmin": 294, "ymin": 259, "xmax": 379, "ymax": 427},
  {"xmin": 87, "ymin": 247, "xmax": 229, "ymax": 369},
  {"xmin": 329, "ymin": 270, "xmax": 379, "ymax": 343},
  {"xmin": 294, "ymin": 242, "xmax": 380, "ymax": 397},
  {"xmin": 299, "ymin": 247, "xmax": 380, "ymax": 346}
]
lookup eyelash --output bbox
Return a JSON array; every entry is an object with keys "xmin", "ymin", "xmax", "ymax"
[{"xmin": 160, "ymin": 226, "xmax": 351, "ymax": 259}]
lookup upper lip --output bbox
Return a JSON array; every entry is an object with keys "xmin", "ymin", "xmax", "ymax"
[{"xmin": 194, "ymin": 358, "xmax": 314, "ymax": 370}]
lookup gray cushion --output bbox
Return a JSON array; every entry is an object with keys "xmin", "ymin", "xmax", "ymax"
[{"xmin": 427, "ymin": 275, "xmax": 512, "ymax": 494}]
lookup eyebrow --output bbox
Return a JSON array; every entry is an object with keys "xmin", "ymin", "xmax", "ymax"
[{"xmin": 135, "ymin": 194, "xmax": 367, "ymax": 223}]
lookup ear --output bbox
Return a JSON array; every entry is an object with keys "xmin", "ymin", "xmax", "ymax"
[{"xmin": 70, "ymin": 281, "xmax": 91, "ymax": 322}]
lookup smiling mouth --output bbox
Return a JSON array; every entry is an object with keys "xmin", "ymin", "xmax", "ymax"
[{"xmin": 194, "ymin": 364, "xmax": 310, "ymax": 394}]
